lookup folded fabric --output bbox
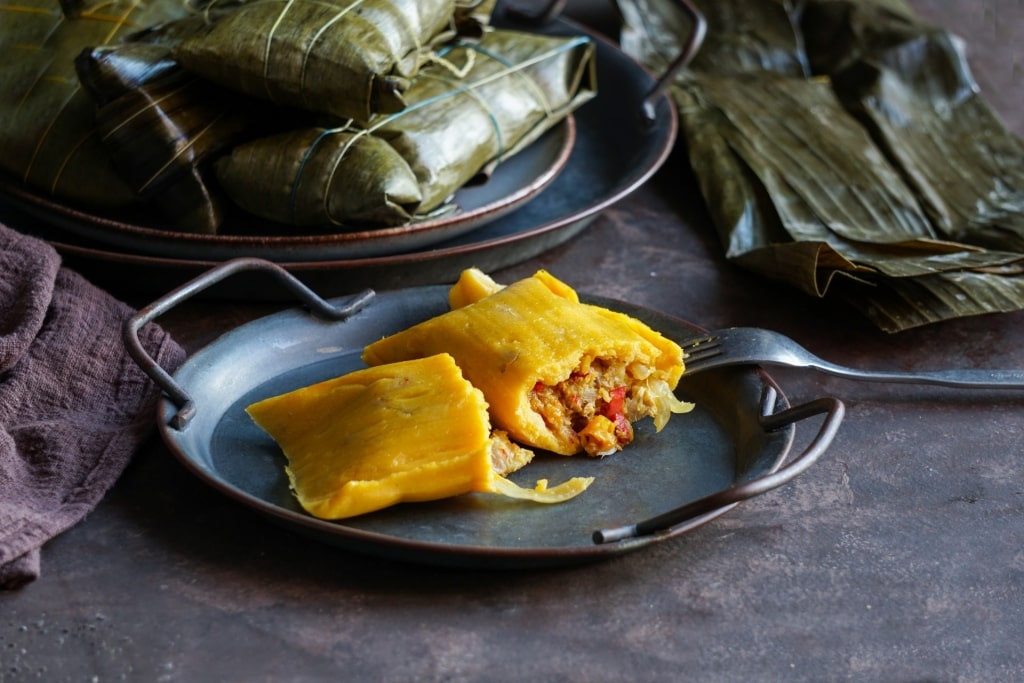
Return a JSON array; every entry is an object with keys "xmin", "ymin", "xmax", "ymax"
[{"xmin": 0, "ymin": 222, "xmax": 184, "ymax": 588}]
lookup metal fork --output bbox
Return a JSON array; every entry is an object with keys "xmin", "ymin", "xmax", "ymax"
[{"xmin": 681, "ymin": 327, "xmax": 1024, "ymax": 388}]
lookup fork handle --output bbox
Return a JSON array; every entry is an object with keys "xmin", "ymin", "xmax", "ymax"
[{"xmin": 813, "ymin": 363, "xmax": 1024, "ymax": 389}]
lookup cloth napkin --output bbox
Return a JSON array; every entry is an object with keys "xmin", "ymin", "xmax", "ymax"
[{"xmin": 0, "ymin": 222, "xmax": 184, "ymax": 588}]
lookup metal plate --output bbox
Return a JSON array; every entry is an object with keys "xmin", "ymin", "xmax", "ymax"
[
  {"xmin": 158, "ymin": 286, "xmax": 796, "ymax": 568},
  {"xmin": 0, "ymin": 17, "xmax": 677, "ymax": 299},
  {"xmin": 0, "ymin": 117, "xmax": 575, "ymax": 261}
]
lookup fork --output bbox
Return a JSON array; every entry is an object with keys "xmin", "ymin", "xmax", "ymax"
[{"xmin": 681, "ymin": 327, "xmax": 1024, "ymax": 388}]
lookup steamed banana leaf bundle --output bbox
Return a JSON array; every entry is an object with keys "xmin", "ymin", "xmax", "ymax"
[
  {"xmin": 75, "ymin": 39, "xmax": 245, "ymax": 233},
  {"xmin": 0, "ymin": 0, "xmax": 193, "ymax": 208},
  {"xmin": 215, "ymin": 29, "xmax": 597, "ymax": 229},
  {"xmin": 617, "ymin": 0, "xmax": 1024, "ymax": 331},
  {"xmin": 172, "ymin": 0, "xmax": 463, "ymax": 121}
]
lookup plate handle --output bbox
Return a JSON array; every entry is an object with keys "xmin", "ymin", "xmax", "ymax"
[
  {"xmin": 593, "ymin": 388, "xmax": 845, "ymax": 544},
  {"xmin": 505, "ymin": 0, "xmax": 707, "ymax": 123},
  {"xmin": 123, "ymin": 257, "xmax": 375, "ymax": 431}
]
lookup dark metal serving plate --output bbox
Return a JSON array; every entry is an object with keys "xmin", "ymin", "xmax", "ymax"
[{"xmin": 126, "ymin": 260, "xmax": 843, "ymax": 569}]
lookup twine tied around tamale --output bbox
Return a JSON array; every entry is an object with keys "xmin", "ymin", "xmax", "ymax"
[{"xmin": 288, "ymin": 36, "xmax": 585, "ymax": 225}]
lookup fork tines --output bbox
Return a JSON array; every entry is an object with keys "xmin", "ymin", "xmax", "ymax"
[{"xmin": 681, "ymin": 335, "xmax": 723, "ymax": 364}]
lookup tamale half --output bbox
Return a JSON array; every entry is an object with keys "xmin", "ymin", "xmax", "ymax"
[
  {"xmin": 362, "ymin": 270, "xmax": 692, "ymax": 457},
  {"xmin": 246, "ymin": 353, "xmax": 592, "ymax": 520}
]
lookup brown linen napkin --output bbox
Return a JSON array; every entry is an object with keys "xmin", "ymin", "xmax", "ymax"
[{"xmin": 0, "ymin": 222, "xmax": 184, "ymax": 588}]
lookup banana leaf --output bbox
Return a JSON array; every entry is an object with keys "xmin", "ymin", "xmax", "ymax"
[
  {"xmin": 172, "ymin": 0, "xmax": 461, "ymax": 122},
  {"xmin": 0, "ymin": 0, "xmax": 193, "ymax": 209},
  {"xmin": 812, "ymin": 13, "xmax": 1024, "ymax": 251},
  {"xmin": 215, "ymin": 29, "xmax": 597, "ymax": 229},
  {"xmin": 616, "ymin": 0, "xmax": 1024, "ymax": 331},
  {"xmin": 74, "ymin": 16, "xmax": 285, "ymax": 233}
]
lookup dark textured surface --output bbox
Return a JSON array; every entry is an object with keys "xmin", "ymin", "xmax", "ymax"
[{"xmin": 3, "ymin": 1, "xmax": 1023, "ymax": 681}]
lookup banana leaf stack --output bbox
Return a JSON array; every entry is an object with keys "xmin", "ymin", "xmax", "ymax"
[
  {"xmin": 1, "ymin": 0, "xmax": 593, "ymax": 235},
  {"xmin": 617, "ymin": 0, "xmax": 1024, "ymax": 331},
  {"xmin": 214, "ymin": 29, "xmax": 596, "ymax": 228}
]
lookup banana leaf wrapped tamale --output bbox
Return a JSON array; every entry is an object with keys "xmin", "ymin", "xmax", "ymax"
[
  {"xmin": 172, "ymin": 0, "xmax": 460, "ymax": 121},
  {"xmin": 214, "ymin": 29, "xmax": 597, "ymax": 229},
  {"xmin": 246, "ymin": 353, "xmax": 593, "ymax": 520},
  {"xmin": 0, "ymin": 0, "xmax": 192, "ymax": 208},
  {"xmin": 362, "ymin": 270, "xmax": 692, "ymax": 457},
  {"xmin": 74, "ymin": 18, "xmax": 267, "ymax": 234}
]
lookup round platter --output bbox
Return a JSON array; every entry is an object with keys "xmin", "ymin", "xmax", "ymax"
[{"xmin": 148, "ymin": 282, "xmax": 839, "ymax": 569}]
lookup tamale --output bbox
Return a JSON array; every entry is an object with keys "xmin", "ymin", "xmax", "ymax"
[
  {"xmin": 173, "ymin": 0, "xmax": 458, "ymax": 121},
  {"xmin": 214, "ymin": 29, "xmax": 596, "ymax": 228},
  {"xmin": 75, "ymin": 30, "xmax": 259, "ymax": 234},
  {"xmin": 362, "ymin": 270, "xmax": 692, "ymax": 457},
  {"xmin": 246, "ymin": 353, "xmax": 593, "ymax": 520},
  {"xmin": 0, "ymin": 0, "xmax": 192, "ymax": 208},
  {"xmin": 215, "ymin": 128, "xmax": 423, "ymax": 227}
]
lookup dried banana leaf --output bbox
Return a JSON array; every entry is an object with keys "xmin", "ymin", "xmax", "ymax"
[
  {"xmin": 617, "ymin": 0, "xmax": 1024, "ymax": 331},
  {"xmin": 173, "ymin": 0, "xmax": 459, "ymax": 121},
  {"xmin": 841, "ymin": 269, "xmax": 1024, "ymax": 333},
  {"xmin": 75, "ymin": 16, "xmax": 284, "ymax": 234},
  {"xmin": 816, "ymin": 16, "xmax": 1024, "ymax": 251},
  {"xmin": 215, "ymin": 29, "xmax": 596, "ymax": 229},
  {"xmin": 0, "ymin": 0, "xmax": 192, "ymax": 208},
  {"xmin": 621, "ymin": 0, "xmax": 808, "ymax": 79}
]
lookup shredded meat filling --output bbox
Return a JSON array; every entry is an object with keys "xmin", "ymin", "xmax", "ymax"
[{"xmin": 528, "ymin": 359, "xmax": 665, "ymax": 457}]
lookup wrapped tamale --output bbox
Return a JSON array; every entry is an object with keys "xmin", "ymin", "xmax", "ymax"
[
  {"xmin": 214, "ymin": 29, "xmax": 597, "ymax": 228},
  {"xmin": 215, "ymin": 128, "xmax": 424, "ymax": 227},
  {"xmin": 75, "ymin": 29, "xmax": 259, "ymax": 233},
  {"xmin": 0, "ymin": 0, "xmax": 193, "ymax": 208},
  {"xmin": 362, "ymin": 270, "xmax": 693, "ymax": 457},
  {"xmin": 173, "ymin": 0, "xmax": 458, "ymax": 121},
  {"xmin": 246, "ymin": 353, "xmax": 593, "ymax": 520}
]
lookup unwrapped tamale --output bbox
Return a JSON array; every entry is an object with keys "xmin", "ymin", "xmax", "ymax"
[
  {"xmin": 173, "ymin": 0, "xmax": 458, "ymax": 121},
  {"xmin": 214, "ymin": 29, "xmax": 597, "ymax": 228},
  {"xmin": 246, "ymin": 353, "xmax": 592, "ymax": 520},
  {"xmin": 362, "ymin": 270, "xmax": 692, "ymax": 456}
]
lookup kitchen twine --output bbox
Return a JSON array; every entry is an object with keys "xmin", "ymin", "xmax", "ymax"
[{"xmin": 289, "ymin": 36, "xmax": 582, "ymax": 225}]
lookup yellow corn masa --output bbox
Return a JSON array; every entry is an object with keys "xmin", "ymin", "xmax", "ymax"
[
  {"xmin": 363, "ymin": 270, "xmax": 692, "ymax": 456},
  {"xmin": 246, "ymin": 353, "xmax": 592, "ymax": 520}
]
